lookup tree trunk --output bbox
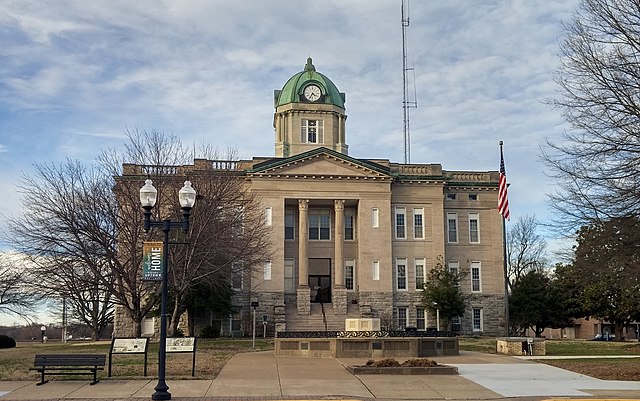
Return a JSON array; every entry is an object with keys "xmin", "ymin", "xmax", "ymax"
[
  {"xmin": 169, "ymin": 300, "xmax": 181, "ymax": 337},
  {"xmin": 614, "ymin": 321, "xmax": 625, "ymax": 342},
  {"xmin": 92, "ymin": 322, "xmax": 100, "ymax": 341}
]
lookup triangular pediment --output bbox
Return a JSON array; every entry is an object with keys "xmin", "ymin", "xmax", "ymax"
[{"xmin": 248, "ymin": 147, "xmax": 392, "ymax": 179}]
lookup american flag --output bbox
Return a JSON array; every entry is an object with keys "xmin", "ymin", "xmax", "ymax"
[{"xmin": 498, "ymin": 144, "xmax": 510, "ymax": 220}]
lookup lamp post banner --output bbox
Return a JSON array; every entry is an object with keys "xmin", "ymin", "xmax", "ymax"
[{"xmin": 142, "ymin": 241, "xmax": 164, "ymax": 281}]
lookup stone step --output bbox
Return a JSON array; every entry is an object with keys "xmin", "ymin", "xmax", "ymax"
[{"xmin": 284, "ymin": 302, "xmax": 361, "ymax": 331}]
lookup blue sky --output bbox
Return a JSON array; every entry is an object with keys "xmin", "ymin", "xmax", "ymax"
[{"xmin": 1, "ymin": 2, "xmax": 577, "ymax": 258}]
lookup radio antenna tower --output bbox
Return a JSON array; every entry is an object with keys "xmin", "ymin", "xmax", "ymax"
[{"xmin": 402, "ymin": 0, "xmax": 417, "ymax": 164}]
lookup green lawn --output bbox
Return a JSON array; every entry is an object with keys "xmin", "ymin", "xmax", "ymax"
[{"xmin": 0, "ymin": 338, "xmax": 273, "ymax": 381}]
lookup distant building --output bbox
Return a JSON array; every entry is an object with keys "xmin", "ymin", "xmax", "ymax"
[{"xmin": 115, "ymin": 58, "xmax": 507, "ymax": 337}]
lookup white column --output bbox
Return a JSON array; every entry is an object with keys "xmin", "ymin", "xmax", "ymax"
[
  {"xmin": 298, "ymin": 199, "xmax": 309, "ymax": 287},
  {"xmin": 334, "ymin": 200, "xmax": 345, "ymax": 289}
]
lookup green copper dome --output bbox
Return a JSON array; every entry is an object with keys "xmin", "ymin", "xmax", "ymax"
[{"xmin": 274, "ymin": 58, "xmax": 345, "ymax": 109}]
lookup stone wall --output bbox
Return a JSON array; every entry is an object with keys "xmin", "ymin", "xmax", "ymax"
[
  {"xmin": 333, "ymin": 288, "xmax": 347, "ymax": 315},
  {"xmin": 113, "ymin": 305, "xmax": 140, "ymax": 338},
  {"xmin": 496, "ymin": 337, "xmax": 545, "ymax": 356},
  {"xmin": 464, "ymin": 294, "xmax": 505, "ymax": 337},
  {"xmin": 357, "ymin": 291, "xmax": 394, "ymax": 326},
  {"xmin": 275, "ymin": 337, "xmax": 459, "ymax": 358}
]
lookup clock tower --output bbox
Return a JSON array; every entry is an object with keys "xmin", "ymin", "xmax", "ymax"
[{"xmin": 273, "ymin": 58, "xmax": 348, "ymax": 157}]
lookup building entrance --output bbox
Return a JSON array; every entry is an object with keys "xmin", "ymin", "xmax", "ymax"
[{"xmin": 309, "ymin": 275, "xmax": 331, "ymax": 303}]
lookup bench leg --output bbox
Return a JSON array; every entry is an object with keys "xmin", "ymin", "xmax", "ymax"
[
  {"xmin": 36, "ymin": 369, "xmax": 49, "ymax": 386},
  {"xmin": 90, "ymin": 369, "xmax": 99, "ymax": 385}
]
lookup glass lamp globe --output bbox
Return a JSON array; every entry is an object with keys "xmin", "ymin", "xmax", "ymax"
[
  {"xmin": 139, "ymin": 179, "xmax": 158, "ymax": 208},
  {"xmin": 178, "ymin": 180, "xmax": 197, "ymax": 208}
]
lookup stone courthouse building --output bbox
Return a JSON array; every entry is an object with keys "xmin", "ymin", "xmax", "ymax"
[{"xmin": 117, "ymin": 58, "xmax": 506, "ymax": 337}]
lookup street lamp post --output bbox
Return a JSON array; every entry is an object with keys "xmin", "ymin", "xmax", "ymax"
[
  {"xmin": 251, "ymin": 301, "xmax": 259, "ymax": 349},
  {"xmin": 140, "ymin": 178, "xmax": 196, "ymax": 401}
]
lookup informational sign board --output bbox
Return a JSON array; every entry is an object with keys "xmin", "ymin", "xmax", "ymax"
[
  {"xmin": 142, "ymin": 241, "xmax": 164, "ymax": 281},
  {"xmin": 112, "ymin": 338, "xmax": 149, "ymax": 353},
  {"xmin": 109, "ymin": 337, "xmax": 150, "ymax": 377},
  {"xmin": 166, "ymin": 337, "xmax": 197, "ymax": 376},
  {"xmin": 166, "ymin": 337, "xmax": 196, "ymax": 352}
]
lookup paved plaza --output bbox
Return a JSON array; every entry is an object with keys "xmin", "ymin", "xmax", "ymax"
[{"xmin": 1, "ymin": 350, "xmax": 640, "ymax": 400}]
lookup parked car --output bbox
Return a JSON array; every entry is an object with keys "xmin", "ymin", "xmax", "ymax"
[{"xmin": 591, "ymin": 333, "xmax": 615, "ymax": 341}]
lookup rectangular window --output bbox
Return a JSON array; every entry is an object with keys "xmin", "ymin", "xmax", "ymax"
[
  {"xmin": 372, "ymin": 261, "xmax": 380, "ymax": 281},
  {"xmin": 301, "ymin": 119, "xmax": 324, "ymax": 144},
  {"xmin": 284, "ymin": 259, "xmax": 295, "ymax": 294},
  {"xmin": 451, "ymin": 316, "xmax": 461, "ymax": 332},
  {"xmin": 344, "ymin": 210, "xmax": 354, "ymax": 241},
  {"xmin": 469, "ymin": 212, "xmax": 480, "ymax": 243},
  {"xmin": 285, "ymin": 209, "xmax": 295, "ymax": 240},
  {"xmin": 413, "ymin": 208, "xmax": 424, "ymax": 239},
  {"xmin": 345, "ymin": 260, "xmax": 355, "ymax": 290},
  {"xmin": 264, "ymin": 207, "xmax": 272, "ymax": 226},
  {"xmin": 372, "ymin": 208, "xmax": 379, "ymax": 228},
  {"xmin": 231, "ymin": 310, "xmax": 242, "ymax": 332},
  {"xmin": 309, "ymin": 209, "xmax": 330, "ymax": 240},
  {"xmin": 263, "ymin": 260, "xmax": 272, "ymax": 281},
  {"xmin": 232, "ymin": 206, "xmax": 245, "ymax": 236},
  {"xmin": 471, "ymin": 261, "xmax": 481, "ymax": 292},
  {"xmin": 416, "ymin": 307, "xmax": 426, "ymax": 330},
  {"xmin": 396, "ymin": 307, "xmax": 408, "ymax": 330},
  {"xmin": 395, "ymin": 207, "xmax": 406, "ymax": 239},
  {"xmin": 415, "ymin": 258, "xmax": 426, "ymax": 290},
  {"xmin": 396, "ymin": 258, "xmax": 407, "ymax": 290},
  {"xmin": 447, "ymin": 212, "xmax": 458, "ymax": 243},
  {"xmin": 469, "ymin": 194, "xmax": 478, "ymax": 201},
  {"xmin": 448, "ymin": 260, "xmax": 459, "ymax": 282},
  {"xmin": 231, "ymin": 263, "xmax": 242, "ymax": 290},
  {"xmin": 446, "ymin": 193, "xmax": 456, "ymax": 200},
  {"xmin": 472, "ymin": 308, "xmax": 483, "ymax": 332}
]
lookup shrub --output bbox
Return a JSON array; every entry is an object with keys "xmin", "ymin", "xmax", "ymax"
[
  {"xmin": 401, "ymin": 358, "xmax": 439, "ymax": 367},
  {"xmin": 199, "ymin": 325, "xmax": 220, "ymax": 338},
  {"xmin": 0, "ymin": 335, "xmax": 16, "ymax": 349},
  {"xmin": 364, "ymin": 357, "xmax": 439, "ymax": 367},
  {"xmin": 365, "ymin": 357, "xmax": 401, "ymax": 367}
]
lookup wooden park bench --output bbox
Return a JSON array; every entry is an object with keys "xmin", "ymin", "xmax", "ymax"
[{"xmin": 30, "ymin": 354, "xmax": 106, "ymax": 385}]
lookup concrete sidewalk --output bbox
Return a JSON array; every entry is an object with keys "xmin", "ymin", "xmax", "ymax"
[{"xmin": 1, "ymin": 350, "xmax": 640, "ymax": 400}]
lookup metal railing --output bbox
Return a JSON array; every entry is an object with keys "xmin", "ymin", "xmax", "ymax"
[{"xmin": 276, "ymin": 330, "xmax": 456, "ymax": 338}]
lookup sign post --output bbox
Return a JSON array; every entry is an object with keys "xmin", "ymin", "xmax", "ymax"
[
  {"xmin": 251, "ymin": 301, "xmax": 259, "ymax": 349},
  {"xmin": 166, "ymin": 337, "xmax": 197, "ymax": 377},
  {"xmin": 109, "ymin": 338, "xmax": 150, "ymax": 377}
]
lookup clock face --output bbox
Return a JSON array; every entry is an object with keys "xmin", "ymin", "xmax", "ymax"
[{"xmin": 303, "ymin": 85, "xmax": 321, "ymax": 102}]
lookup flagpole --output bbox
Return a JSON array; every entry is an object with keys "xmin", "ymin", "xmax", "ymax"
[
  {"xmin": 502, "ymin": 214, "xmax": 509, "ymax": 337},
  {"xmin": 499, "ymin": 140, "xmax": 510, "ymax": 337}
]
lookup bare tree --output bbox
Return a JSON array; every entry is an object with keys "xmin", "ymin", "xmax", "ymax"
[
  {"xmin": 6, "ymin": 161, "xmax": 115, "ymax": 340},
  {"xmin": 93, "ymin": 129, "xmax": 198, "ymax": 336},
  {"xmin": 0, "ymin": 253, "xmax": 39, "ymax": 321},
  {"xmin": 5, "ymin": 130, "xmax": 187, "ymax": 338},
  {"xmin": 6, "ymin": 128, "xmax": 271, "ymax": 338},
  {"xmin": 544, "ymin": 0, "xmax": 640, "ymax": 232},
  {"xmin": 507, "ymin": 215, "xmax": 547, "ymax": 291},
  {"xmin": 107, "ymin": 129, "xmax": 271, "ymax": 336},
  {"xmin": 122, "ymin": 169, "xmax": 273, "ymax": 336}
]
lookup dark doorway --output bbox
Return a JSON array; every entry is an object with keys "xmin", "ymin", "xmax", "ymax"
[{"xmin": 309, "ymin": 275, "xmax": 331, "ymax": 303}]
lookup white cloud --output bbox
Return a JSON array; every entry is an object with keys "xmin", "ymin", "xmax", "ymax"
[{"xmin": 0, "ymin": 0, "xmax": 582, "ymax": 259}]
